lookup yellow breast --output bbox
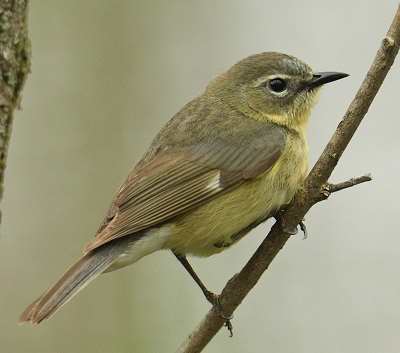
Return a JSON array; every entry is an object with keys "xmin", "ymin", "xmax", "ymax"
[{"xmin": 164, "ymin": 131, "xmax": 308, "ymax": 257}]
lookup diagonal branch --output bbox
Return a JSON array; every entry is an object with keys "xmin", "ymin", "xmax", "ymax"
[{"xmin": 176, "ymin": 5, "xmax": 400, "ymax": 353}]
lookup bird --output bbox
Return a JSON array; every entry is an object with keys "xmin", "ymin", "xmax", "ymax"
[{"xmin": 20, "ymin": 52, "xmax": 348, "ymax": 325}]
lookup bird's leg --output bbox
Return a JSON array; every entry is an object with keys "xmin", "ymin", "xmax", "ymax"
[
  {"xmin": 173, "ymin": 252, "xmax": 216, "ymax": 304},
  {"xmin": 173, "ymin": 251, "xmax": 234, "ymax": 336}
]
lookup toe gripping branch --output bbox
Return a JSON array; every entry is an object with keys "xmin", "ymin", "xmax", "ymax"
[{"xmin": 206, "ymin": 292, "xmax": 234, "ymax": 337}]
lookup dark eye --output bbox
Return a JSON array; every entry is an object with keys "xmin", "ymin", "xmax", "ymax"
[{"xmin": 268, "ymin": 78, "xmax": 287, "ymax": 93}]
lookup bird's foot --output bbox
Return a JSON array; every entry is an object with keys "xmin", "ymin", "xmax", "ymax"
[
  {"xmin": 275, "ymin": 214, "xmax": 308, "ymax": 239},
  {"xmin": 299, "ymin": 219, "xmax": 308, "ymax": 239},
  {"xmin": 204, "ymin": 290, "xmax": 234, "ymax": 337}
]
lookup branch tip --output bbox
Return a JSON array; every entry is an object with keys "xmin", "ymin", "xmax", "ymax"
[{"xmin": 328, "ymin": 174, "xmax": 373, "ymax": 194}]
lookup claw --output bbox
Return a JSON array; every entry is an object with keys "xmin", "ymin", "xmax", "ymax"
[
  {"xmin": 299, "ymin": 219, "xmax": 308, "ymax": 239},
  {"xmin": 205, "ymin": 291, "xmax": 234, "ymax": 337},
  {"xmin": 224, "ymin": 317, "xmax": 234, "ymax": 337},
  {"xmin": 173, "ymin": 253, "xmax": 234, "ymax": 336}
]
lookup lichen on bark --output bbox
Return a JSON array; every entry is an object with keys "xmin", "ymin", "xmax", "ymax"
[{"xmin": 0, "ymin": 0, "xmax": 30, "ymax": 221}]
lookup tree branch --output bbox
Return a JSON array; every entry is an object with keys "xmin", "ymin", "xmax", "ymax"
[
  {"xmin": 0, "ymin": 0, "xmax": 31, "ymax": 223},
  {"xmin": 176, "ymin": 5, "xmax": 400, "ymax": 353}
]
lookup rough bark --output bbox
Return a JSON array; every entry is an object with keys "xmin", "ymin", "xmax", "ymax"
[
  {"xmin": 0, "ymin": 0, "xmax": 30, "ymax": 222},
  {"xmin": 176, "ymin": 5, "xmax": 400, "ymax": 353}
]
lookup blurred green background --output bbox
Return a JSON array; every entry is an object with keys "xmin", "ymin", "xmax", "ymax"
[{"xmin": 1, "ymin": 1, "xmax": 399, "ymax": 352}]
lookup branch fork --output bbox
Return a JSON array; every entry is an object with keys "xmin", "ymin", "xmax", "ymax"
[{"xmin": 318, "ymin": 173, "xmax": 373, "ymax": 201}]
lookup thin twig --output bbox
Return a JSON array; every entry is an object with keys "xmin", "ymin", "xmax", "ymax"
[
  {"xmin": 176, "ymin": 5, "xmax": 400, "ymax": 353},
  {"xmin": 328, "ymin": 174, "xmax": 372, "ymax": 194}
]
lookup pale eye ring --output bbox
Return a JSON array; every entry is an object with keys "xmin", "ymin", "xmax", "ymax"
[{"xmin": 267, "ymin": 78, "xmax": 287, "ymax": 94}]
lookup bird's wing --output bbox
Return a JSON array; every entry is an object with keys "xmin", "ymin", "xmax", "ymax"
[{"xmin": 85, "ymin": 123, "xmax": 286, "ymax": 252}]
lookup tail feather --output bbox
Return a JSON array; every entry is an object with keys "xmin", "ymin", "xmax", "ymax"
[{"xmin": 19, "ymin": 239, "xmax": 129, "ymax": 324}]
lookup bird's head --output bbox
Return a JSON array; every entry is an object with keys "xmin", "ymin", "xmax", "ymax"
[{"xmin": 207, "ymin": 52, "xmax": 348, "ymax": 131}]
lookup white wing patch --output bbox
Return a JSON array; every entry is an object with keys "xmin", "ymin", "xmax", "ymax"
[{"xmin": 206, "ymin": 172, "xmax": 223, "ymax": 192}]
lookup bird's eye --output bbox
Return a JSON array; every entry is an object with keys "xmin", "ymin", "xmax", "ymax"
[{"xmin": 268, "ymin": 78, "xmax": 287, "ymax": 93}]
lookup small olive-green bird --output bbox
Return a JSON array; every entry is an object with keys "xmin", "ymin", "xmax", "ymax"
[{"xmin": 20, "ymin": 52, "xmax": 348, "ymax": 324}]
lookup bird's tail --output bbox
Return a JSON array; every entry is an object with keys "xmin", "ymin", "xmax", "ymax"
[{"xmin": 19, "ymin": 238, "xmax": 131, "ymax": 325}]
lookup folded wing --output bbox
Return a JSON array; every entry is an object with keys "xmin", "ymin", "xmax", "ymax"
[{"xmin": 85, "ymin": 122, "xmax": 286, "ymax": 252}]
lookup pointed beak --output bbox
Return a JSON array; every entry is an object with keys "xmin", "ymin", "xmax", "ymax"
[{"xmin": 307, "ymin": 71, "xmax": 349, "ymax": 89}]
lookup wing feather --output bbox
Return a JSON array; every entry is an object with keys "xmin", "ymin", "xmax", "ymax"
[{"xmin": 85, "ymin": 121, "xmax": 286, "ymax": 252}]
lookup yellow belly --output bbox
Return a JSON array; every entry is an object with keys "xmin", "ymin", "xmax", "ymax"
[{"xmin": 164, "ymin": 132, "xmax": 308, "ymax": 257}]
